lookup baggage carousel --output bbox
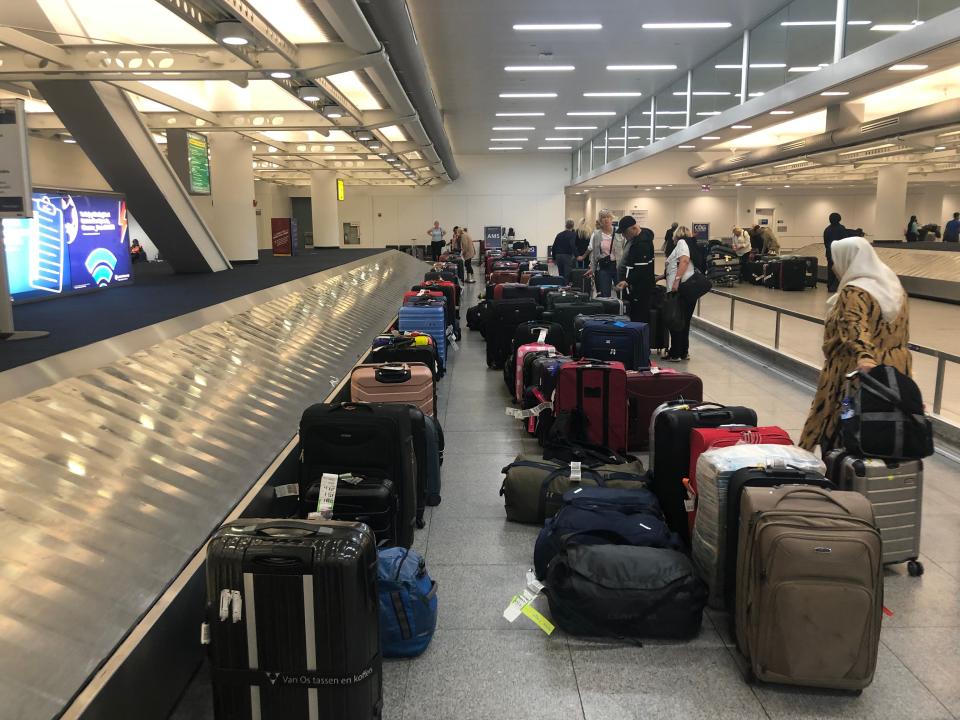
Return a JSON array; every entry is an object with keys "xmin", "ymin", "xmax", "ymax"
[{"xmin": 0, "ymin": 251, "xmax": 428, "ymax": 720}]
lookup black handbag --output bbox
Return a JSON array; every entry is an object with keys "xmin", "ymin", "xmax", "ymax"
[
  {"xmin": 841, "ymin": 365, "xmax": 934, "ymax": 460},
  {"xmin": 660, "ymin": 292, "xmax": 686, "ymax": 333},
  {"xmin": 678, "ymin": 268, "xmax": 712, "ymax": 303}
]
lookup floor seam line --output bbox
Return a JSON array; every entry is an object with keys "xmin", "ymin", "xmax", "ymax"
[
  {"xmin": 566, "ymin": 636, "xmax": 588, "ymax": 720},
  {"xmin": 880, "ymin": 636, "xmax": 959, "ymax": 719}
]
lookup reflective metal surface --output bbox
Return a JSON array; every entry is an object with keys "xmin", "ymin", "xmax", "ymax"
[{"xmin": 0, "ymin": 251, "xmax": 427, "ymax": 720}]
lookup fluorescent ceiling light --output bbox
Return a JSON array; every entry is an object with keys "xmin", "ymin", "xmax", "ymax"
[
  {"xmin": 329, "ymin": 70, "xmax": 381, "ymax": 110},
  {"xmin": 628, "ymin": 134, "xmax": 649, "ymax": 138},
  {"xmin": 678, "ymin": 145, "xmax": 696, "ymax": 149},
  {"xmin": 270, "ymin": 71, "xmax": 292, "ymax": 79},
  {"xmin": 789, "ymin": 66, "xmax": 822, "ymax": 72},
  {"xmin": 567, "ymin": 111, "xmax": 616, "ymax": 116},
  {"xmin": 607, "ymin": 64, "xmax": 677, "ymax": 71},
  {"xmin": 556, "ymin": 125, "xmax": 597, "ymax": 130},
  {"xmin": 505, "ymin": 65, "xmax": 575, "ymax": 72},
  {"xmin": 701, "ymin": 136, "xmax": 721, "ymax": 140},
  {"xmin": 490, "ymin": 137, "xmax": 528, "ymax": 141},
  {"xmin": 716, "ymin": 64, "xmax": 742, "ymax": 69},
  {"xmin": 839, "ymin": 143, "xmax": 895, "ymax": 155},
  {"xmin": 380, "ymin": 125, "xmax": 406, "ymax": 142},
  {"xmin": 583, "ymin": 92, "xmax": 643, "ymax": 97},
  {"xmin": 546, "ymin": 137, "xmax": 583, "ymax": 140},
  {"xmin": 770, "ymin": 110, "xmax": 794, "ymax": 115},
  {"xmin": 821, "ymin": 91, "xmax": 850, "ymax": 96},
  {"xmin": 780, "ymin": 20, "xmax": 871, "ymax": 26},
  {"xmin": 513, "ymin": 23, "xmax": 602, "ymax": 31},
  {"xmin": 934, "ymin": 146, "xmax": 947, "ymax": 151},
  {"xmin": 889, "ymin": 64, "xmax": 928, "ymax": 71},
  {"xmin": 731, "ymin": 125, "xmax": 753, "ymax": 129},
  {"xmin": 656, "ymin": 110, "xmax": 686, "ymax": 115},
  {"xmin": 62, "ymin": 137, "xmax": 77, "ymax": 143},
  {"xmin": 489, "ymin": 146, "xmax": 524, "ymax": 150},
  {"xmin": 750, "ymin": 63, "xmax": 788, "ymax": 68},
  {"xmin": 539, "ymin": 145, "xmax": 572, "ymax": 149},
  {"xmin": 872, "ymin": 23, "xmax": 922, "ymax": 32},
  {"xmin": 641, "ymin": 22, "xmax": 731, "ymax": 29},
  {"xmin": 492, "ymin": 126, "xmax": 536, "ymax": 130},
  {"xmin": 749, "ymin": 92, "xmax": 765, "ymax": 97},
  {"xmin": 499, "ymin": 92, "xmax": 557, "ymax": 98},
  {"xmin": 693, "ymin": 91, "xmax": 731, "ymax": 96},
  {"xmin": 496, "ymin": 112, "xmax": 545, "ymax": 116},
  {"xmin": 697, "ymin": 112, "xmax": 721, "ymax": 116},
  {"xmin": 735, "ymin": 182, "xmax": 743, "ymax": 186}
]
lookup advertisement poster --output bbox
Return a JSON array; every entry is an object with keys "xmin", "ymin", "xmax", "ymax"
[
  {"xmin": 271, "ymin": 217, "xmax": 292, "ymax": 256},
  {"xmin": 483, "ymin": 226, "xmax": 502, "ymax": 252},
  {"xmin": 186, "ymin": 131, "xmax": 211, "ymax": 195},
  {"xmin": 2, "ymin": 190, "xmax": 131, "ymax": 302},
  {"xmin": 692, "ymin": 223, "xmax": 710, "ymax": 241}
]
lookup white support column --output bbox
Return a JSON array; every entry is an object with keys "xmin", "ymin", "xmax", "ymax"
[
  {"xmin": 740, "ymin": 30, "xmax": 750, "ymax": 104},
  {"xmin": 310, "ymin": 170, "xmax": 340, "ymax": 248},
  {"xmin": 875, "ymin": 165, "xmax": 909, "ymax": 242},
  {"xmin": 649, "ymin": 96, "xmax": 656, "ymax": 147},
  {"xmin": 834, "ymin": 0, "xmax": 848, "ymax": 63},
  {"xmin": 205, "ymin": 133, "xmax": 258, "ymax": 262},
  {"xmin": 685, "ymin": 70, "xmax": 692, "ymax": 128}
]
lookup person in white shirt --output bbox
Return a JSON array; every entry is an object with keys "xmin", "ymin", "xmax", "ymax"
[
  {"xmin": 659, "ymin": 237, "xmax": 697, "ymax": 361},
  {"xmin": 582, "ymin": 209, "xmax": 624, "ymax": 297},
  {"xmin": 426, "ymin": 221, "xmax": 446, "ymax": 261}
]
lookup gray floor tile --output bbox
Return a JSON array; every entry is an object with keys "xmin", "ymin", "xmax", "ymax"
[
  {"xmin": 921, "ymin": 513, "xmax": 960, "ymax": 565},
  {"xmin": 382, "ymin": 658, "xmax": 410, "ymax": 720},
  {"xmin": 425, "ymin": 516, "xmax": 539, "ymax": 565},
  {"xmin": 569, "ymin": 642, "xmax": 766, "ymax": 720},
  {"xmin": 935, "ymin": 562, "xmax": 960, "ymax": 579},
  {"xmin": 752, "ymin": 644, "xmax": 953, "ymax": 719},
  {"xmin": 442, "ymin": 430, "xmax": 525, "ymax": 456},
  {"xmin": 882, "ymin": 627, "xmax": 960, "ymax": 717},
  {"xmin": 399, "ymin": 629, "xmax": 584, "ymax": 720},
  {"xmin": 431, "ymin": 471, "xmax": 507, "ymax": 519},
  {"xmin": 880, "ymin": 555, "xmax": 960, "ymax": 628},
  {"xmin": 431, "ymin": 563, "xmax": 531, "ymax": 630}
]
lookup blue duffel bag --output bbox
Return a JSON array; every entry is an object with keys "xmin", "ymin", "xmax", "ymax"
[
  {"xmin": 378, "ymin": 547, "xmax": 438, "ymax": 657},
  {"xmin": 534, "ymin": 486, "xmax": 682, "ymax": 580}
]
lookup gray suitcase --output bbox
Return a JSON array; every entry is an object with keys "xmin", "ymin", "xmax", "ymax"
[{"xmin": 826, "ymin": 450, "xmax": 924, "ymax": 576}]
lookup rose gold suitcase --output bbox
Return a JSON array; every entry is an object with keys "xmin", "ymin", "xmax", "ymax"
[{"xmin": 350, "ymin": 363, "xmax": 436, "ymax": 416}]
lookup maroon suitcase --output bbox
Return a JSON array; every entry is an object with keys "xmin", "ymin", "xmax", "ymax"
[
  {"xmin": 626, "ymin": 369, "xmax": 704, "ymax": 451},
  {"xmin": 554, "ymin": 360, "xmax": 628, "ymax": 453}
]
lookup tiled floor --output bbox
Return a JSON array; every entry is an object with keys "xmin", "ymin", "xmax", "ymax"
[{"xmin": 172, "ymin": 279, "xmax": 960, "ymax": 720}]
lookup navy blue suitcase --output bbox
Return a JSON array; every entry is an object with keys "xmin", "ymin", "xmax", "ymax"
[{"xmin": 578, "ymin": 319, "xmax": 650, "ymax": 370}]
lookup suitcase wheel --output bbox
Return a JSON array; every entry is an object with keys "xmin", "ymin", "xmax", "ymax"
[{"xmin": 908, "ymin": 560, "xmax": 924, "ymax": 577}]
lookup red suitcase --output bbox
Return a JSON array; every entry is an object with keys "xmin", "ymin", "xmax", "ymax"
[
  {"xmin": 554, "ymin": 360, "xmax": 628, "ymax": 453},
  {"xmin": 626, "ymin": 369, "xmax": 703, "ymax": 451},
  {"xmin": 490, "ymin": 269, "xmax": 520, "ymax": 285},
  {"xmin": 686, "ymin": 425, "xmax": 793, "ymax": 533}
]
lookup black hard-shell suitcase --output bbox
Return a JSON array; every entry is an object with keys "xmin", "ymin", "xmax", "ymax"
[
  {"xmin": 529, "ymin": 274, "xmax": 566, "ymax": 288},
  {"xmin": 206, "ymin": 519, "xmax": 382, "ymax": 720},
  {"xmin": 544, "ymin": 289, "xmax": 590, "ymax": 311},
  {"xmin": 777, "ymin": 257, "xmax": 806, "ymax": 291},
  {"xmin": 650, "ymin": 403, "xmax": 757, "ymax": 546},
  {"xmin": 486, "ymin": 298, "xmax": 539, "ymax": 369},
  {"xmin": 513, "ymin": 320, "xmax": 568, "ymax": 355},
  {"xmin": 299, "ymin": 403, "xmax": 417, "ymax": 547},
  {"xmin": 567, "ymin": 268, "xmax": 592, "ymax": 294},
  {"xmin": 547, "ymin": 300, "xmax": 605, "ymax": 348},
  {"xmin": 801, "ymin": 256, "xmax": 819, "ymax": 288}
]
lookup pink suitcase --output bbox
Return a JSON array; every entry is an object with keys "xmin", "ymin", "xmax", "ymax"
[{"xmin": 515, "ymin": 343, "xmax": 556, "ymax": 408}]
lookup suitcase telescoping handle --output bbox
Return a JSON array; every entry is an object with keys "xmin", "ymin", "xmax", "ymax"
[
  {"xmin": 333, "ymin": 402, "xmax": 375, "ymax": 413},
  {"xmin": 376, "ymin": 364, "xmax": 412, "ymax": 383}
]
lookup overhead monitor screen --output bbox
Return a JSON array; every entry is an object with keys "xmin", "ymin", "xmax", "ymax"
[{"xmin": 2, "ymin": 190, "xmax": 131, "ymax": 303}]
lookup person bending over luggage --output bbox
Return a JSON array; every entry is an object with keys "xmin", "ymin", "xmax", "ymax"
[
  {"xmin": 800, "ymin": 237, "xmax": 912, "ymax": 455},
  {"xmin": 657, "ymin": 236, "xmax": 697, "ymax": 362},
  {"xmin": 759, "ymin": 226, "xmax": 780, "ymax": 256},
  {"xmin": 615, "ymin": 217, "xmax": 655, "ymax": 323},
  {"xmin": 459, "ymin": 227, "xmax": 476, "ymax": 282},
  {"xmin": 552, "ymin": 220, "xmax": 578, "ymax": 280},
  {"xmin": 584, "ymin": 210, "xmax": 623, "ymax": 298}
]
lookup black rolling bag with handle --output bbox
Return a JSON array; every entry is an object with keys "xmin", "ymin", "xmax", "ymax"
[{"xmin": 206, "ymin": 519, "xmax": 382, "ymax": 720}]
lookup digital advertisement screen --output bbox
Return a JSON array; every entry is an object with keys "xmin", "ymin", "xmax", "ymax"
[
  {"xmin": 3, "ymin": 190, "xmax": 131, "ymax": 303},
  {"xmin": 186, "ymin": 131, "xmax": 211, "ymax": 195}
]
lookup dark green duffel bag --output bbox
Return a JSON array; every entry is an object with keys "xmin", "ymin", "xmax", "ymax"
[{"xmin": 499, "ymin": 454, "xmax": 647, "ymax": 524}]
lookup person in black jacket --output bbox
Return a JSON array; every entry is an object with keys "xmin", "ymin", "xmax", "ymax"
[
  {"xmin": 552, "ymin": 220, "xmax": 578, "ymax": 280},
  {"xmin": 824, "ymin": 212, "xmax": 852, "ymax": 292},
  {"xmin": 664, "ymin": 222, "xmax": 679, "ymax": 256},
  {"xmin": 615, "ymin": 217, "xmax": 656, "ymax": 323}
]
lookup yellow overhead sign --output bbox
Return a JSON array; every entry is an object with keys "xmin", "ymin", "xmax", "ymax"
[{"xmin": 337, "ymin": 178, "xmax": 345, "ymax": 201}]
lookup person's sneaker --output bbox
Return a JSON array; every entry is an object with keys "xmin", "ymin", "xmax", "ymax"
[{"xmin": 667, "ymin": 356, "xmax": 683, "ymax": 363}]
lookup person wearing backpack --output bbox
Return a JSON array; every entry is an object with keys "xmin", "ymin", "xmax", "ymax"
[{"xmin": 800, "ymin": 237, "xmax": 912, "ymax": 454}]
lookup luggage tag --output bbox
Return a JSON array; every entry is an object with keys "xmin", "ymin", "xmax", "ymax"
[
  {"xmin": 503, "ymin": 571, "xmax": 554, "ymax": 635},
  {"xmin": 570, "ymin": 461, "xmax": 582, "ymax": 483},
  {"xmin": 274, "ymin": 483, "xmax": 300, "ymax": 499},
  {"xmin": 505, "ymin": 401, "xmax": 553, "ymax": 419},
  {"xmin": 537, "ymin": 328, "xmax": 549, "ymax": 344},
  {"xmin": 682, "ymin": 478, "xmax": 696, "ymax": 512},
  {"xmin": 315, "ymin": 473, "xmax": 338, "ymax": 518}
]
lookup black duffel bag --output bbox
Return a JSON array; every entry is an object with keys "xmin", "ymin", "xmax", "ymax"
[
  {"xmin": 842, "ymin": 365, "xmax": 934, "ymax": 460},
  {"xmin": 544, "ymin": 531, "xmax": 707, "ymax": 639}
]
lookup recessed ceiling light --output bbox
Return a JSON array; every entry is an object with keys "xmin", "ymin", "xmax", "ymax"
[
  {"xmin": 489, "ymin": 146, "xmax": 524, "ymax": 150},
  {"xmin": 490, "ymin": 137, "xmax": 528, "ymax": 141},
  {"xmin": 583, "ymin": 92, "xmax": 643, "ymax": 97},
  {"xmin": 641, "ymin": 22, "xmax": 732, "ymax": 29},
  {"xmin": 556, "ymin": 125, "xmax": 598, "ymax": 130},
  {"xmin": 62, "ymin": 137, "xmax": 77, "ymax": 143},
  {"xmin": 821, "ymin": 91, "xmax": 850, "ymax": 96},
  {"xmin": 513, "ymin": 23, "xmax": 603, "ymax": 31},
  {"xmin": 678, "ymin": 145, "xmax": 696, "ymax": 149},
  {"xmin": 788, "ymin": 66, "xmax": 822, "ymax": 72},
  {"xmin": 567, "ymin": 111, "xmax": 616, "ymax": 116},
  {"xmin": 505, "ymin": 65, "xmax": 575, "ymax": 72},
  {"xmin": 701, "ymin": 136, "xmax": 721, "ymax": 140},
  {"xmin": 731, "ymin": 124, "xmax": 753, "ymax": 129},
  {"xmin": 499, "ymin": 92, "xmax": 557, "ymax": 98},
  {"xmin": 545, "ymin": 137, "xmax": 583, "ymax": 141},
  {"xmin": 270, "ymin": 71, "xmax": 292, "ymax": 79},
  {"xmin": 889, "ymin": 64, "xmax": 928, "ymax": 71},
  {"xmin": 607, "ymin": 64, "xmax": 677, "ymax": 71},
  {"xmin": 655, "ymin": 186, "xmax": 663, "ymax": 189},
  {"xmin": 934, "ymin": 146, "xmax": 947, "ymax": 151},
  {"xmin": 872, "ymin": 22, "xmax": 923, "ymax": 32},
  {"xmin": 298, "ymin": 87, "xmax": 322, "ymax": 102},
  {"xmin": 770, "ymin": 110, "xmax": 794, "ymax": 115},
  {"xmin": 215, "ymin": 20, "xmax": 250, "ymax": 46},
  {"xmin": 496, "ymin": 112, "xmax": 545, "ymax": 117},
  {"xmin": 735, "ymin": 182, "xmax": 743, "ymax": 186},
  {"xmin": 492, "ymin": 126, "xmax": 536, "ymax": 130},
  {"xmin": 784, "ymin": 185, "xmax": 791, "ymax": 188},
  {"xmin": 538, "ymin": 145, "xmax": 572, "ymax": 150}
]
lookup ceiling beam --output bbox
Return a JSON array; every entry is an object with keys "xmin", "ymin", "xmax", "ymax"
[
  {"xmin": 0, "ymin": 27, "xmax": 72, "ymax": 67},
  {"xmin": 109, "ymin": 81, "xmax": 219, "ymax": 124}
]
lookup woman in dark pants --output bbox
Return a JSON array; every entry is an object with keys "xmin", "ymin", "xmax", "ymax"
[
  {"xmin": 659, "ymin": 237, "xmax": 696, "ymax": 361},
  {"xmin": 615, "ymin": 220, "xmax": 656, "ymax": 324}
]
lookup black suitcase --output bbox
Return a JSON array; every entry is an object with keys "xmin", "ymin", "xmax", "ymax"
[
  {"xmin": 299, "ymin": 402, "xmax": 417, "ymax": 547},
  {"xmin": 513, "ymin": 320, "xmax": 567, "ymax": 355},
  {"xmin": 486, "ymin": 298, "xmax": 539, "ymax": 369},
  {"xmin": 595, "ymin": 296, "xmax": 628, "ymax": 315},
  {"xmin": 498, "ymin": 283, "xmax": 542, "ymax": 302},
  {"xmin": 802, "ymin": 256, "xmax": 819, "ymax": 288},
  {"xmin": 573, "ymin": 314, "xmax": 628, "ymax": 344},
  {"xmin": 206, "ymin": 519, "xmax": 382, "ymax": 720},
  {"xmin": 365, "ymin": 342, "xmax": 440, "ymax": 379},
  {"xmin": 567, "ymin": 268, "xmax": 592, "ymax": 294},
  {"xmin": 466, "ymin": 302, "xmax": 486, "ymax": 333},
  {"xmin": 777, "ymin": 257, "xmax": 806, "ymax": 291},
  {"xmin": 529, "ymin": 274, "xmax": 566, "ymax": 288},
  {"xmin": 544, "ymin": 289, "xmax": 590, "ymax": 311},
  {"xmin": 547, "ymin": 300, "xmax": 605, "ymax": 348},
  {"xmin": 650, "ymin": 403, "xmax": 757, "ymax": 546},
  {"xmin": 648, "ymin": 286, "xmax": 669, "ymax": 351}
]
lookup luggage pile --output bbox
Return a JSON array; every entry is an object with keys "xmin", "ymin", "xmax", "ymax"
[
  {"xmin": 203, "ymin": 263, "xmax": 463, "ymax": 718},
  {"xmin": 705, "ymin": 244, "xmax": 740, "ymax": 286},
  {"xmin": 744, "ymin": 254, "xmax": 818, "ymax": 290}
]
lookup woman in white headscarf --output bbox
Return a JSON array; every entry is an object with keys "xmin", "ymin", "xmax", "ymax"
[{"xmin": 800, "ymin": 237, "xmax": 912, "ymax": 453}]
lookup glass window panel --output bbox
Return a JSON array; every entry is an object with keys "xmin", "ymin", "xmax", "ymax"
[
  {"xmin": 579, "ymin": 143, "xmax": 590, "ymax": 175},
  {"xmin": 846, "ymin": 0, "xmax": 958, "ymax": 56},
  {"xmin": 606, "ymin": 116, "xmax": 627, "ymax": 161},
  {"xmin": 691, "ymin": 37, "xmax": 744, "ymax": 121},
  {"xmin": 749, "ymin": 0, "xmax": 836, "ymax": 99},
  {"xmin": 627, "ymin": 103, "xmax": 650, "ymax": 151},
  {"xmin": 591, "ymin": 131, "xmax": 606, "ymax": 168},
  {"xmin": 654, "ymin": 77, "xmax": 689, "ymax": 140}
]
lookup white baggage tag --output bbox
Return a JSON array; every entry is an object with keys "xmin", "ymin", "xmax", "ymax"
[
  {"xmin": 200, "ymin": 622, "xmax": 211, "ymax": 645},
  {"xmin": 218, "ymin": 589, "xmax": 232, "ymax": 622},
  {"xmin": 231, "ymin": 591, "xmax": 243, "ymax": 623},
  {"xmin": 316, "ymin": 473, "xmax": 339, "ymax": 517},
  {"xmin": 274, "ymin": 483, "xmax": 300, "ymax": 499},
  {"xmin": 570, "ymin": 461, "xmax": 582, "ymax": 483},
  {"xmin": 537, "ymin": 328, "xmax": 548, "ymax": 344}
]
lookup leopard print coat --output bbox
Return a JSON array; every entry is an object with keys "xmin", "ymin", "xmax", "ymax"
[{"xmin": 800, "ymin": 286, "xmax": 912, "ymax": 453}]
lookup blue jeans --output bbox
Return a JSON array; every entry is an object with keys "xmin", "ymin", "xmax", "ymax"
[
  {"xmin": 554, "ymin": 254, "xmax": 573, "ymax": 280},
  {"xmin": 596, "ymin": 266, "xmax": 616, "ymax": 297}
]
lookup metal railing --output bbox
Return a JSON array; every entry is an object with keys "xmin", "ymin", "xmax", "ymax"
[{"xmin": 696, "ymin": 288, "xmax": 960, "ymax": 416}]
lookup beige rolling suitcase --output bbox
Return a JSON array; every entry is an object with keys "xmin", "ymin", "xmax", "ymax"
[
  {"xmin": 350, "ymin": 363, "xmax": 435, "ymax": 416},
  {"xmin": 735, "ymin": 485, "xmax": 883, "ymax": 691}
]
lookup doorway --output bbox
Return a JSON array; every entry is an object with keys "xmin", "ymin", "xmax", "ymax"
[{"xmin": 291, "ymin": 197, "xmax": 313, "ymax": 248}]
